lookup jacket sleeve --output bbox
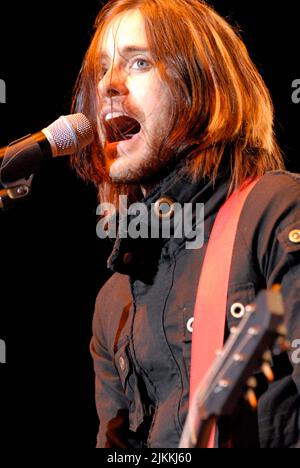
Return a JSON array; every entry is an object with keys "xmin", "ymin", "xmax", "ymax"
[
  {"xmin": 252, "ymin": 172, "xmax": 300, "ymax": 447},
  {"xmin": 90, "ymin": 284, "xmax": 142, "ymax": 448}
]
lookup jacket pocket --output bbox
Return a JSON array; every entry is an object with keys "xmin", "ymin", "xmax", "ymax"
[{"xmin": 114, "ymin": 337, "xmax": 145, "ymax": 432}]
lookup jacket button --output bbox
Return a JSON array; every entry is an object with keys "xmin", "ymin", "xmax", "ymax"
[
  {"xmin": 187, "ymin": 318, "xmax": 194, "ymax": 333},
  {"xmin": 230, "ymin": 303, "xmax": 245, "ymax": 319},
  {"xmin": 119, "ymin": 356, "xmax": 126, "ymax": 372},
  {"xmin": 289, "ymin": 230, "xmax": 300, "ymax": 244},
  {"xmin": 154, "ymin": 197, "xmax": 175, "ymax": 219}
]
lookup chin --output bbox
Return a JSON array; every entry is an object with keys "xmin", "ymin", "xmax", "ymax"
[
  {"xmin": 109, "ymin": 154, "xmax": 141, "ymax": 181},
  {"xmin": 110, "ymin": 171, "xmax": 143, "ymax": 185},
  {"xmin": 108, "ymin": 148, "xmax": 164, "ymax": 185},
  {"xmin": 109, "ymin": 164, "xmax": 139, "ymax": 185}
]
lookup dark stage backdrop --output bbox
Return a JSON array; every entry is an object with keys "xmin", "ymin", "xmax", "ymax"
[{"xmin": 0, "ymin": 1, "xmax": 299, "ymax": 447}]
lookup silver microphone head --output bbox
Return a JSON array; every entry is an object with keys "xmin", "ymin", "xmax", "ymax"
[{"xmin": 42, "ymin": 113, "xmax": 94, "ymax": 157}]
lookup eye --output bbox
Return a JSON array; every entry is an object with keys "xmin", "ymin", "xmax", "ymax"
[
  {"xmin": 98, "ymin": 63, "xmax": 109, "ymax": 80},
  {"xmin": 99, "ymin": 68, "xmax": 108, "ymax": 79},
  {"xmin": 131, "ymin": 58, "xmax": 151, "ymax": 71}
]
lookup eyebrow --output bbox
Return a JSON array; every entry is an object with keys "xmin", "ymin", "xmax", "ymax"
[{"xmin": 100, "ymin": 46, "xmax": 150, "ymax": 61}]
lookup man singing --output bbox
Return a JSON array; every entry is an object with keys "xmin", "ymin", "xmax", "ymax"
[{"xmin": 71, "ymin": 0, "xmax": 300, "ymax": 448}]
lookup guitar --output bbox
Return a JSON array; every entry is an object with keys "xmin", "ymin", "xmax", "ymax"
[{"xmin": 179, "ymin": 287, "xmax": 288, "ymax": 448}]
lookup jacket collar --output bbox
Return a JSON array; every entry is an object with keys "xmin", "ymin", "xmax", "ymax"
[{"xmin": 107, "ymin": 160, "xmax": 230, "ymax": 282}]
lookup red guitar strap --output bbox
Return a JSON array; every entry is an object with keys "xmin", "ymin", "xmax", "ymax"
[{"xmin": 189, "ymin": 178, "xmax": 260, "ymax": 447}]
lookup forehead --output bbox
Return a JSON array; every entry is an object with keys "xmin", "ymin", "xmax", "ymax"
[{"xmin": 100, "ymin": 9, "xmax": 148, "ymax": 60}]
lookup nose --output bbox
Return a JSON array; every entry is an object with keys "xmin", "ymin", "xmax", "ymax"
[{"xmin": 99, "ymin": 65, "xmax": 128, "ymax": 98}]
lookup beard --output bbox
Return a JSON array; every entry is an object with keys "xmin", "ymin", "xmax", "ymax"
[
  {"xmin": 98, "ymin": 94, "xmax": 179, "ymax": 188},
  {"xmin": 103, "ymin": 133, "xmax": 177, "ymax": 187}
]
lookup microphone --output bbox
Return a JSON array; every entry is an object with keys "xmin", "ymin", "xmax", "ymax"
[{"xmin": 0, "ymin": 113, "xmax": 94, "ymax": 188}]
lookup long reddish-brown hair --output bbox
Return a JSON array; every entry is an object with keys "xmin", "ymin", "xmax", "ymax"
[{"xmin": 71, "ymin": 0, "xmax": 284, "ymax": 204}]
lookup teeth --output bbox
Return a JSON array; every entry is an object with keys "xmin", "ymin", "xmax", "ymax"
[{"xmin": 105, "ymin": 112, "xmax": 127, "ymax": 121}]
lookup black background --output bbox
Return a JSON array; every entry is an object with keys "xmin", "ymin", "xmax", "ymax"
[{"xmin": 0, "ymin": 1, "xmax": 299, "ymax": 447}]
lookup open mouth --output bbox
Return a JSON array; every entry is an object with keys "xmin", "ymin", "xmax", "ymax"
[{"xmin": 103, "ymin": 115, "xmax": 141, "ymax": 144}]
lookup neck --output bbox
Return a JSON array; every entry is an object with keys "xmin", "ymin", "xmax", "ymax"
[{"xmin": 139, "ymin": 154, "xmax": 188, "ymax": 199}]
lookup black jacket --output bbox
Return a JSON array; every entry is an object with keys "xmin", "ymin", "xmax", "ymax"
[{"xmin": 91, "ymin": 167, "xmax": 300, "ymax": 448}]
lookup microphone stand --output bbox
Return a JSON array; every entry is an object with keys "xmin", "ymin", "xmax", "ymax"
[{"xmin": 0, "ymin": 175, "xmax": 34, "ymax": 210}]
